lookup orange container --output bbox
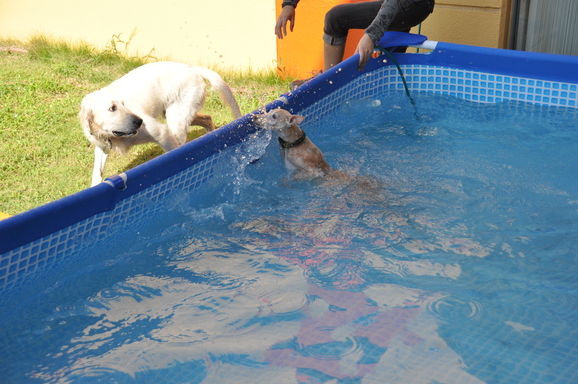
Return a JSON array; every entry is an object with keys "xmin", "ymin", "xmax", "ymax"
[{"xmin": 276, "ymin": 0, "xmax": 367, "ymax": 80}]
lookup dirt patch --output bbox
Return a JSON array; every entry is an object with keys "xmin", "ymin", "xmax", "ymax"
[{"xmin": 0, "ymin": 46, "xmax": 28, "ymax": 54}]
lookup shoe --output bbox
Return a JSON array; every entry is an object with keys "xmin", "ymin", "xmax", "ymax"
[{"xmin": 289, "ymin": 70, "xmax": 322, "ymax": 90}]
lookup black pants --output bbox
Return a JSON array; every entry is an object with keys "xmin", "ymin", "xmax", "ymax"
[{"xmin": 323, "ymin": 0, "xmax": 434, "ymax": 46}]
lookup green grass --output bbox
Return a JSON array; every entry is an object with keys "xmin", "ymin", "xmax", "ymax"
[{"xmin": 0, "ymin": 35, "xmax": 291, "ymax": 216}]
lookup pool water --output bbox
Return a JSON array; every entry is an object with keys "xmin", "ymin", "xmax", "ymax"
[{"xmin": 1, "ymin": 92, "xmax": 578, "ymax": 383}]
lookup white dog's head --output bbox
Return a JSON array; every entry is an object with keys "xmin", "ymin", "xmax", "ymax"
[{"xmin": 79, "ymin": 90, "xmax": 143, "ymax": 152}]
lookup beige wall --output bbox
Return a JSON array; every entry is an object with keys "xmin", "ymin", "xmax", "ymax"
[
  {"xmin": 0, "ymin": 0, "xmax": 277, "ymax": 71},
  {"xmin": 0, "ymin": 0, "xmax": 512, "ymax": 72},
  {"xmin": 421, "ymin": 0, "xmax": 512, "ymax": 48}
]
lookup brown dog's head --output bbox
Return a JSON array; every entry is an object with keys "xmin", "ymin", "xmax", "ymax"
[
  {"xmin": 252, "ymin": 108, "xmax": 304, "ymax": 134},
  {"xmin": 79, "ymin": 90, "xmax": 143, "ymax": 151}
]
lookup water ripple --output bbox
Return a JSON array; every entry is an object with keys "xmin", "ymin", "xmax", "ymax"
[
  {"xmin": 299, "ymin": 334, "xmax": 363, "ymax": 361},
  {"xmin": 424, "ymin": 296, "xmax": 483, "ymax": 322}
]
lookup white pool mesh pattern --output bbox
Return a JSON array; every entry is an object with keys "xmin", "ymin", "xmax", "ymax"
[
  {"xmin": 0, "ymin": 152, "xmax": 223, "ymax": 293},
  {"xmin": 300, "ymin": 65, "xmax": 578, "ymax": 124}
]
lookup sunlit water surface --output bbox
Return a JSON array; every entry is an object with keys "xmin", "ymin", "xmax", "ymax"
[{"xmin": 2, "ymin": 92, "xmax": 578, "ymax": 384}]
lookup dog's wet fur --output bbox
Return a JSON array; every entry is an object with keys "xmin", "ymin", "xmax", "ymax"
[
  {"xmin": 252, "ymin": 108, "xmax": 385, "ymax": 200},
  {"xmin": 252, "ymin": 108, "xmax": 334, "ymax": 180}
]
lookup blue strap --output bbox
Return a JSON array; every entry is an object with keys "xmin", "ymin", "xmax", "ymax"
[{"xmin": 376, "ymin": 31, "xmax": 427, "ymax": 51}]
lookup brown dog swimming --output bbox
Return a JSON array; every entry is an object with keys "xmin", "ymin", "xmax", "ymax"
[
  {"xmin": 252, "ymin": 108, "xmax": 332, "ymax": 180},
  {"xmin": 253, "ymin": 108, "xmax": 385, "ymax": 205}
]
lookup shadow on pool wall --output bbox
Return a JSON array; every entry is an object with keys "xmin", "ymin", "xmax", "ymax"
[{"xmin": 1, "ymin": 32, "xmax": 578, "ymax": 295}]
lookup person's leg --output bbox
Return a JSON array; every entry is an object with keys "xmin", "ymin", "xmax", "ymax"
[
  {"xmin": 323, "ymin": 1, "xmax": 382, "ymax": 70},
  {"xmin": 323, "ymin": 43, "xmax": 346, "ymax": 72},
  {"xmin": 323, "ymin": 0, "xmax": 434, "ymax": 66},
  {"xmin": 292, "ymin": 0, "xmax": 434, "ymax": 88}
]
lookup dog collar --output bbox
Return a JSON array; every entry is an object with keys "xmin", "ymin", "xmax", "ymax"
[{"xmin": 278, "ymin": 131, "xmax": 306, "ymax": 148}]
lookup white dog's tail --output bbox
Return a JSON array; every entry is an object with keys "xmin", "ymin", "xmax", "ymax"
[{"xmin": 194, "ymin": 67, "xmax": 242, "ymax": 119}]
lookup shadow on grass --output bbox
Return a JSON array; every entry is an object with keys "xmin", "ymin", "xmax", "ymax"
[
  {"xmin": 119, "ymin": 128, "xmax": 208, "ymax": 174},
  {"xmin": 122, "ymin": 146, "xmax": 165, "ymax": 173}
]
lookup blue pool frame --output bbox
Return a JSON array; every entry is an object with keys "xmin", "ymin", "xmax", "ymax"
[{"xmin": 1, "ymin": 33, "xmax": 578, "ymax": 294}]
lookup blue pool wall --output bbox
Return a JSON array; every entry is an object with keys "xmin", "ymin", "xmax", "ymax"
[{"xmin": 1, "ymin": 35, "xmax": 578, "ymax": 295}]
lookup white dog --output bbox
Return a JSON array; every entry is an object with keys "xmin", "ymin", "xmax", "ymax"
[{"xmin": 79, "ymin": 61, "xmax": 242, "ymax": 186}]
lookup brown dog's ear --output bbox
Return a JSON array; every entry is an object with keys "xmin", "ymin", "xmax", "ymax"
[{"xmin": 289, "ymin": 115, "xmax": 305, "ymax": 125}]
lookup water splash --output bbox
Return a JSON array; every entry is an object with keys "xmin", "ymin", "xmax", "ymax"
[{"xmin": 227, "ymin": 128, "xmax": 272, "ymax": 195}]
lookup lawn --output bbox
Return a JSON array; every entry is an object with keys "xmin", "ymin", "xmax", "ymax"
[{"xmin": 0, "ymin": 35, "xmax": 291, "ymax": 216}]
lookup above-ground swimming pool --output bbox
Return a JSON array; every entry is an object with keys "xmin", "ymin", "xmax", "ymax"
[{"xmin": 1, "ymin": 33, "xmax": 578, "ymax": 383}]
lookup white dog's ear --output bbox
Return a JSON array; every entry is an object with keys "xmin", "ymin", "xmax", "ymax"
[
  {"xmin": 290, "ymin": 115, "xmax": 305, "ymax": 125},
  {"xmin": 79, "ymin": 105, "xmax": 96, "ymax": 136},
  {"xmin": 79, "ymin": 102, "xmax": 112, "ymax": 152}
]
